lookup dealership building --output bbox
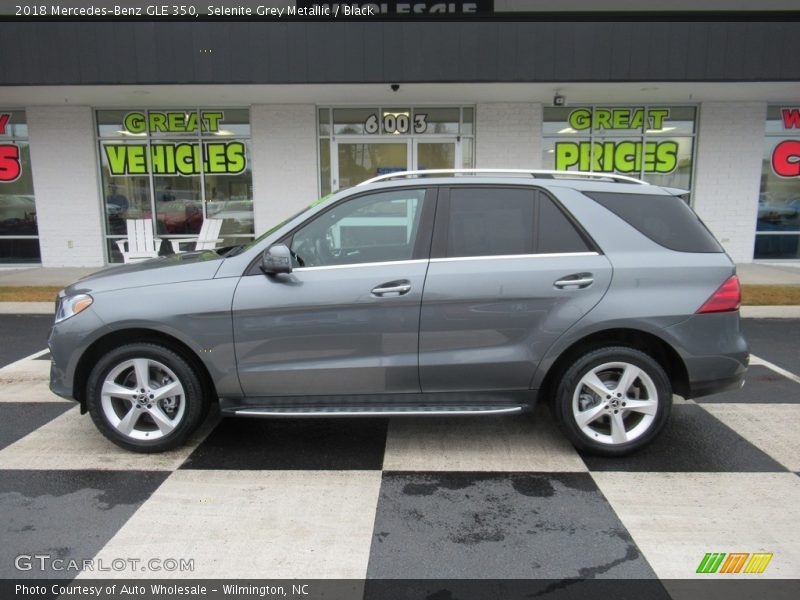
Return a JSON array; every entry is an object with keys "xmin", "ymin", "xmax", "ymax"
[{"xmin": 1, "ymin": 10, "xmax": 799, "ymax": 267}]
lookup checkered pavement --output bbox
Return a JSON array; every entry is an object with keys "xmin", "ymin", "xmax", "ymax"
[{"xmin": 1, "ymin": 336, "xmax": 798, "ymax": 582}]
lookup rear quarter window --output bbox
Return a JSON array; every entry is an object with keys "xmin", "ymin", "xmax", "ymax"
[
  {"xmin": 583, "ymin": 191, "xmax": 723, "ymax": 253},
  {"xmin": 440, "ymin": 187, "xmax": 594, "ymax": 258}
]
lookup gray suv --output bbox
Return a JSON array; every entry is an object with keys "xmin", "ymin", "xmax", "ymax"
[{"xmin": 49, "ymin": 170, "xmax": 748, "ymax": 456}]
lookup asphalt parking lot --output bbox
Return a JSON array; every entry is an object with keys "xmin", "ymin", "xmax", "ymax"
[{"xmin": 0, "ymin": 315, "xmax": 798, "ymax": 584}]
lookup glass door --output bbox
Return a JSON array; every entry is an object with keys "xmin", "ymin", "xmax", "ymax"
[
  {"xmin": 330, "ymin": 137, "xmax": 461, "ymax": 192},
  {"xmin": 413, "ymin": 139, "xmax": 460, "ymax": 171},
  {"xmin": 332, "ymin": 139, "xmax": 410, "ymax": 191}
]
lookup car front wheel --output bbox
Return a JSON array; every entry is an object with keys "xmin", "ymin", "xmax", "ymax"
[
  {"xmin": 86, "ymin": 343, "xmax": 207, "ymax": 453},
  {"xmin": 553, "ymin": 346, "xmax": 672, "ymax": 456}
]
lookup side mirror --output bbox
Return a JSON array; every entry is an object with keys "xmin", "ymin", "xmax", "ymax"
[{"xmin": 260, "ymin": 244, "xmax": 292, "ymax": 275}]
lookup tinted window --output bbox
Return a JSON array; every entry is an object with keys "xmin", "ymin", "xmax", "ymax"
[
  {"xmin": 537, "ymin": 195, "xmax": 593, "ymax": 254},
  {"xmin": 290, "ymin": 189, "xmax": 426, "ymax": 267},
  {"xmin": 446, "ymin": 188, "xmax": 535, "ymax": 257},
  {"xmin": 444, "ymin": 187, "xmax": 592, "ymax": 258},
  {"xmin": 584, "ymin": 191, "xmax": 723, "ymax": 253}
]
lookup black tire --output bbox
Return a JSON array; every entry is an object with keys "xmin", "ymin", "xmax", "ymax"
[
  {"xmin": 552, "ymin": 346, "xmax": 672, "ymax": 456},
  {"xmin": 87, "ymin": 342, "xmax": 208, "ymax": 453}
]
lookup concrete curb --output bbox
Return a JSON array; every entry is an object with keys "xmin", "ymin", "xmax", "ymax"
[
  {"xmin": 0, "ymin": 302, "xmax": 53, "ymax": 314},
  {"xmin": 739, "ymin": 305, "xmax": 800, "ymax": 319},
  {"xmin": 0, "ymin": 302, "xmax": 798, "ymax": 318}
]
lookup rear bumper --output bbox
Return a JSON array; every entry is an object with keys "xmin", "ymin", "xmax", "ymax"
[
  {"xmin": 689, "ymin": 369, "xmax": 746, "ymax": 398},
  {"xmin": 664, "ymin": 311, "xmax": 749, "ymax": 400}
]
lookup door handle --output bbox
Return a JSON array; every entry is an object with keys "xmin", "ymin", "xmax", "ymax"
[
  {"xmin": 554, "ymin": 273, "xmax": 594, "ymax": 289},
  {"xmin": 371, "ymin": 280, "xmax": 412, "ymax": 297}
]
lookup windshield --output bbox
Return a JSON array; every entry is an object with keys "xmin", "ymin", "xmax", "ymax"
[{"xmin": 236, "ymin": 193, "xmax": 335, "ymax": 253}]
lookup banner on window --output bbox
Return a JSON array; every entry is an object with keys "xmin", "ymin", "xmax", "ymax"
[
  {"xmin": 103, "ymin": 142, "xmax": 246, "ymax": 176},
  {"xmin": 554, "ymin": 107, "xmax": 679, "ymax": 174},
  {"xmin": 771, "ymin": 108, "xmax": 800, "ymax": 178},
  {"xmin": 0, "ymin": 113, "xmax": 21, "ymax": 182}
]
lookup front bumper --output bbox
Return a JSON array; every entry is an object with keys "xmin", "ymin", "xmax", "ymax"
[{"xmin": 48, "ymin": 308, "xmax": 108, "ymax": 408}]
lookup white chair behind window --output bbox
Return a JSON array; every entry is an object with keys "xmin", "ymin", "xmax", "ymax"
[
  {"xmin": 116, "ymin": 219, "xmax": 161, "ymax": 263},
  {"xmin": 169, "ymin": 219, "xmax": 224, "ymax": 254}
]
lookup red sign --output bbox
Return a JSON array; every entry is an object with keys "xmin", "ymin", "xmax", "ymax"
[
  {"xmin": 772, "ymin": 108, "xmax": 800, "ymax": 178},
  {"xmin": 0, "ymin": 113, "xmax": 21, "ymax": 183}
]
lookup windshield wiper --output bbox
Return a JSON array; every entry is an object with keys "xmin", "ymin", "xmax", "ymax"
[{"xmin": 223, "ymin": 245, "xmax": 245, "ymax": 257}]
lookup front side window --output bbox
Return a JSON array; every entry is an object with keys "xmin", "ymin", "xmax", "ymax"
[
  {"xmin": 0, "ymin": 110, "xmax": 40, "ymax": 263},
  {"xmin": 97, "ymin": 108, "xmax": 253, "ymax": 262},
  {"xmin": 290, "ymin": 189, "xmax": 427, "ymax": 268},
  {"xmin": 443, "ymin": 187, "xmax": 592, "ymax": 258},
  {"xmin": 756, "ymin": 106, "xmax": 800, "ymax": 259}
]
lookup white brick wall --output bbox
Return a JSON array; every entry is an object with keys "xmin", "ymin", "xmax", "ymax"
[
  {"xmin": 250, "ymin": 105, "xmax": 319, "ymax": 235},
  {"xmin": 27, "ymin": 106, "xmax": 105, "ymax": 267},
  {"xmin": 692, "ymin": 102, "xmax": 766, "ymax": 263},
  {"xmin": 475, "ymin": 103, "xmax": 542, "ymax": 169}
]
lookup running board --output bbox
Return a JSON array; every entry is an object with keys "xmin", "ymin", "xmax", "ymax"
[{"xmin": 232, "ymin": 405, "xmax": 525, "ymax": 418}]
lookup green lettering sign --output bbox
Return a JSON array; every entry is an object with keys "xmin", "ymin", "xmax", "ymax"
[
  {"xmin": 120, "ymin": 110, "xmax": 228, "ymax": 135},
  {"xmin": 555, "ymin": 140, "xmax": 679, "ymax": 173},
  {"xmin": 103, "ymin": 142, "xmax": 247, "ymax": 176},
  {"xmin": 566, "ymin": 107, "xmax": 672, "ymax": 131},
  {"xmin": 569, "ymin": 108, "xmax": 592, "ymax": 130}
]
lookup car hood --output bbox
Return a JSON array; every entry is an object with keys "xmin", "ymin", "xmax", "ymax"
[{"xmin": 64, "ymin": 251, "xmax": 226, "ymax": 295}]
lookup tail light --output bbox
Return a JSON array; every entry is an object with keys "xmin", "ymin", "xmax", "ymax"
[{"xmin": 696, "ymin": 275, "xmax": 741, "ymax": 314}]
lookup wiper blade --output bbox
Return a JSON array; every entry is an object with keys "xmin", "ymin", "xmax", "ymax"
[{"xmin": 223, "ymin": 245, "xmax": 245, "ymax": 257}]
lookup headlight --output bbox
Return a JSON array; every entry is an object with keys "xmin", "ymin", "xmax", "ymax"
[{"xmin": 54, "ymin": 293, "xmax": 93, "ymax": 324}]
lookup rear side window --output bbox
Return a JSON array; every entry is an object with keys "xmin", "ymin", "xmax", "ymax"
[
  {"xmin": 442, "ymin": 187, "xmax": 593, "ymax": 258},
  {"xmin": 537, "ymin": 195, "xmax": 594, "ymax": 254},
  {"xmin": 584, "ymin": 191, "xmax": 723, "ymax": 253},
  {"xmin": 446, "ymin": 188, "xmax": 534, "ymax": 257}
]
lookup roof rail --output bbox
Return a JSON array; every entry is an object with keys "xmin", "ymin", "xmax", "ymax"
[{"xmin": 357, "ymin": 169, "xmax": 649, "ymax": 186}]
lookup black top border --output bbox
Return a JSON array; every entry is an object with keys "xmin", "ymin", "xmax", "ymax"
[{"xmin": 3, "ymin": 13, "xmax": 800, "ymax": 22}]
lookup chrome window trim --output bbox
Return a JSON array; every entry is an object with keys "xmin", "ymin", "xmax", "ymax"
[
  {"xmin": 292, "ymin": 252, "xmax": 598, "ymax": 272},
  {"xmin": 293, "ymin": 258, "xmax": 428, "ymax": 272},
  {"xmin": 430, "ymin": 252, "xmax": 599, "ymax": 263}
]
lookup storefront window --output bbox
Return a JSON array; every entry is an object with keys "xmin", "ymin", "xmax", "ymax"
[
  {"xmin": 542, "ymin": 105, "xmax": 696, "ymax": 193},
  {"xmin": 0, "ymin": 110, "xmax": 40, "ymax": 263},
  {"xmin": 755, "ymin": 106, "xmax": 800, "ymax": 260},
  {"xmin": 319, "ymin": 106, "xmax": 475, "ymax": 194},
  {"xmin": 97, "ymin": 109, "xmax": 253, "ymax": 262}
]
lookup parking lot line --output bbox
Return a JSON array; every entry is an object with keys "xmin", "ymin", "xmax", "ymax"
[{"xmin": 750, "ymin": 354, "xmax": 800, "ymax": 386}]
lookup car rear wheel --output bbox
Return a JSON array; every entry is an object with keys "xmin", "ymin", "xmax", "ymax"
[
  {"xmin": 86, "ymin": 343, "xmax": 207, "ymax": 453},
  {"xmin": 553, "ymin": 346, "xmax": 672, "ymax": 456}
]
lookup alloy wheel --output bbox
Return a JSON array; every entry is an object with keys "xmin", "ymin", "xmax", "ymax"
[
  {"xmin": 571, "ymin": 361, "xmax": 659, "ymax": 445},
  {"xmin": 100, "ymin": 358, "xmax": 186, "ymax": 441}
]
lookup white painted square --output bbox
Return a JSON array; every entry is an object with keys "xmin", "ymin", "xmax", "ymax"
[
  {"xmin": 0, "ymin": 353, "xmax": 53, "ymax": 403},
  {"xmin": 592, "ymin": 472, "xmax": 800, "ymax": 579},
  {"xmin": 81, "ymin": 470, "xmax": 383, "ymax": 579},
  {"xmin": 382, "ymin": 409, "xmax": 587, "ymax": 472},
  {"xmin": 0, "ymin": 380, "xmax": 65, "ymax": 403},
  {"xmin": 0, "ymin": 406, "xmax": 218, "ymax": 471}
]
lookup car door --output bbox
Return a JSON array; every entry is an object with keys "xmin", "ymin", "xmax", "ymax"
[
  {"xmin": 232, "ymin": 187, "xmax": 435, "ymax": 397},
  {"xmin": 419, "ymin": 185, "xmax": 612, "ymax": 392}
]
